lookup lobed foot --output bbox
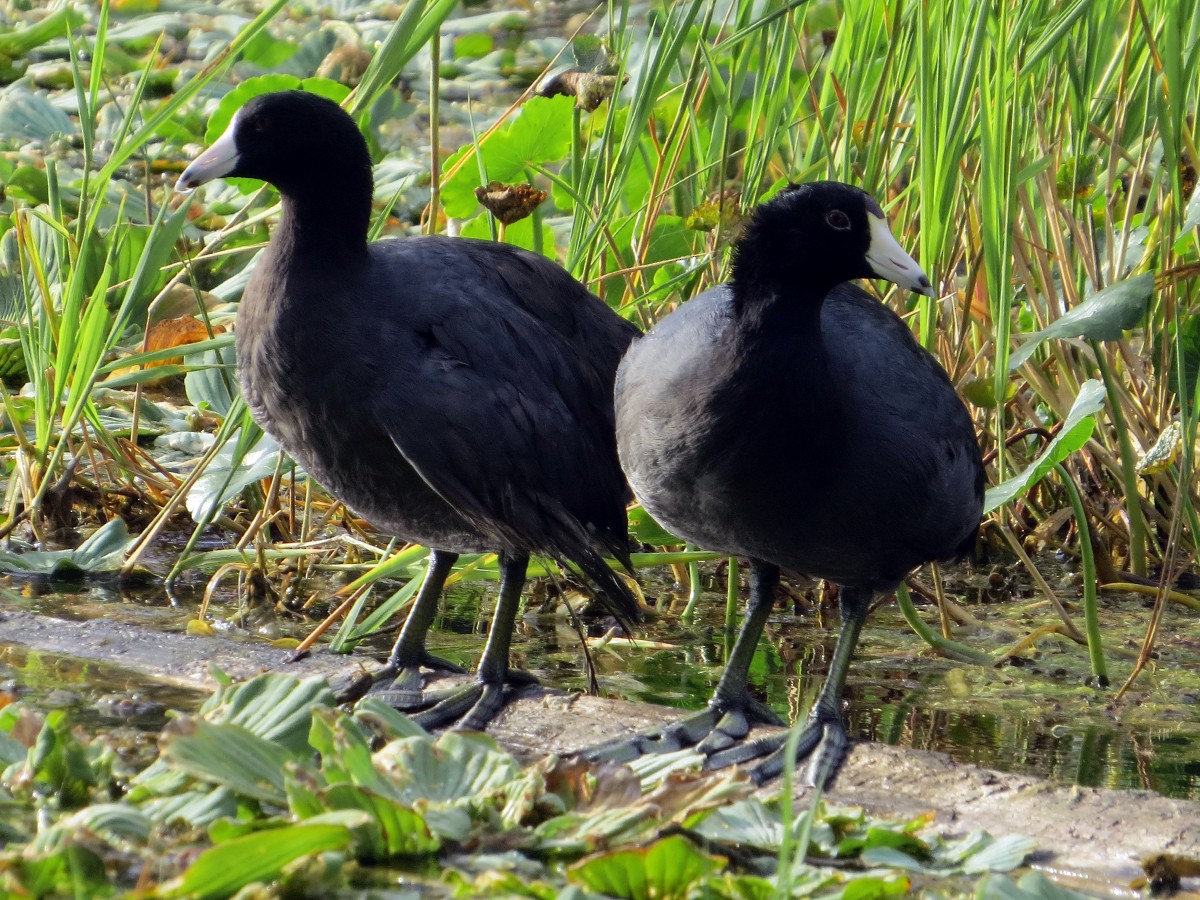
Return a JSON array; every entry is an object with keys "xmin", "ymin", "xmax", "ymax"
[
  {"xmin": 704, "ymin": 707, "xmax": 849, "ymax": 788},
  {"xmin": 369, "ymin": 651, "xmax": 468, "ymax": 710},
  {"xmin": 410, "ymin": 668, "xmax": 539, "ymax": 731},
  {"xmin": 583, "ymin": 691, "xmax": 785, "ymax": 764}
]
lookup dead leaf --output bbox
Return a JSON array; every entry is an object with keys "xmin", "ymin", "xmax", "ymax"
[{"xmin": 474, "ymin": 181, "xmax": 547, "ymax": 226}]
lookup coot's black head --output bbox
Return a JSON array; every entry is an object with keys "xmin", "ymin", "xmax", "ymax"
[
  {"xmin": 731, "ymin": 181, "xmax": 933, "ymax": 302},
  {"xmin": 177, "ymin": 91, "xmax": 375, "ymax": 253},
  {"xmin": 177, "ymin": 91, "xmax": 372, "ymax": 200}
]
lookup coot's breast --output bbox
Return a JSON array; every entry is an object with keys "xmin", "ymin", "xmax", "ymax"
[{"xmin": 235, "ymin": 258, "xmax": 491, "ymax": 552}]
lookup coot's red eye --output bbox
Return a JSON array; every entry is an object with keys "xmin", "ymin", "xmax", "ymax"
[{"xmin": 825, "ymin": 209, "xmax": 851, "ymax": 230}]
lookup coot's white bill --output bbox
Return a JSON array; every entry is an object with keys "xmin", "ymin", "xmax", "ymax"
[
  {"xmin": 176, "ymin": 115, "xmax": 240, "ymax": 192},
  {"xmin": 864, "ymin": 212, "xmax": 934, "ymax": 296}
]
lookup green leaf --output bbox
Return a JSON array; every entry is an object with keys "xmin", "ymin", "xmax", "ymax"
[
  {"xmin": 164, "ymin": 823, "xmax": 352, "ymax": 899},
  {"xmin": 374, "ymin": 731, "xmax": 526, "ymax": 809},
  {"xmin": 110, "ymin": 201, "xmax": 194, "ymax": 325},
  {"xmin": 627, "ymin": 504, "xmax": 684, "ymax": 546},
  {"xmin": 837, "ymin": 824, "xmax": 927, "ymax": 858},
  {"xmin": 860, "ymin": 846, "xmax": 928, "ymax": 871},
  {"xmin": 692, "ymin": 798, "xmax": 783, "ymax": 851},
  {"xmin": 459, "ymin": 211, "xmax": 555, "ymax": 257},
  {"xmin": 23, "ymin": 710, "xmax": 99, "ymax": 807},
  {"xmin": 1009, "ymin": 273, "xmax": 1153, "ymax": 370},
  {"xmin": 199, "ymin": 673, "xmax": 335, "ymax": 754},
  {"xmin": 140, "ymin": 787, "xmax": 238, "ymax": 827},
  {"xmin": 441, "ymin": 95, "xmax": 575, "ymax": 218},
  {"xmin": 46, "ymin": 803, "xmax": 152, "ymax": 850},
  {"xmin": 204, "ymin": 75, "xmax": 351, "ymax": 144},
  {"xmin": 1166, "ymin": 314, "xmax": 1200, "ymax": 408},
  {"xmin": 311, "ymin": 707, "xmax": 393, "ymax": 794},
  {"xmin": 3, "ymin": 164, "xmax": 50, "ymax": 204},
  {"xmin": 15, "ymin": 845, "xmax": 111, "ymax": 899},
  {"xmin": 960, "ymin": 833, "xmax": 1037, "ymax": 874},
  {"xmin": 319, "ymin": 784, "xmax": 440, "ymax": 857},
  {"xmin": 351, "ymin": 698, "xmax": 432, "ymax": 742},
  {"xmin": 0, "ymin": 518, "xmax": 137, "ymax": 576},
  {"xmin": 0, "ymin": 88, "xmax": 75, "ymax": 144},
  {"xmin": 185, "ymin": 429, "xmax": 282, "ymax": 524},
  {"xmin": 841, "ymin": 874, "xmax": 910, "ymax": 898},
  {"xmin": 567, "ymin": 833, "xmax": 725, "ymax": 900},
  {"xmin": 453, "ymin": 32, "xmax": 494, "ymax": 60},
  {"xmin": 159, "ymin": 719, "xmax": 293, "ymax": 805},
  {"xmin": 105, "ymin": 13, "xmax": 188, "ymax": 50},
  {"xmin": 183, "ymin": 343, "xmax": 238, "ymax": 415},
  {"xmin": 242, "ymin": 30, "xmax": 299, "ymax": 68},
  {"xmin": 984, "ymin": 379, "xmax": 1106, "ymax": 512},
  {"xmin": 0, "ymin": 7, "xmax": 84, "ymax": 57},
  {"xmin": 960, "ymin": 375, "xmax": 1018, "ymax": 408}
]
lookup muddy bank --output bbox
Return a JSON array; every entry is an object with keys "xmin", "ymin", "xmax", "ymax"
[{"xmin": 0, "ymin": 606, "xmax": 1195, "ymax": 893}]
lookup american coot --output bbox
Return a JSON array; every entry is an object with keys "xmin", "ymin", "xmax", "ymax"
[
  {"xmin": 590, "ymin": 182, "xmax": 984, "ymax": 785},
  {"xmin": 177, "ymin": 90, "xmax": 641, "ymax": 730}
]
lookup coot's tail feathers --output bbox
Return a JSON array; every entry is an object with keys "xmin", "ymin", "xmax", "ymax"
[
  {"xmin": 950, "ymin": 523, "xmax": 980, "ymax": 564},
  {"xmin": 949, "ymin": 437, "xmax": 986, "ymax": 563},
  {"xmin": 567, "ymin": 544, "xmax": 642, "ymax": 633}
]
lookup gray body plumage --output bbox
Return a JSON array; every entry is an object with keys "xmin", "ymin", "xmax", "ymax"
[{"xmin": 616, "ymin": 282, "xmax": 981, "ymax": 591}]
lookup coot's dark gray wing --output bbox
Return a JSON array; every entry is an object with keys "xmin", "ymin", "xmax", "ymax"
[
  {"xmin": 364, "ymin": 237, "xmax": 640, "ymax": 619},
  {"xmin": 822, "ymin": 285, "xmax": 983, "ymax": 567}
]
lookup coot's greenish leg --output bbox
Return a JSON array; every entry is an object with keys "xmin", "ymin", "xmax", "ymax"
[
  {"xmin": 585, "ymin": 560, "xmax": 785, "ymax": 762},
  {"xmin": 694, "ymin": 561, "xmax": 789, "ymax": 752},
  {"xmin": 412, "ymin": 551, "xmax": 532, "ymax": 731},
  {"xmin": 370, "ymin": 550, "xmax": 464, "ymax": 710},
  {"xmin": 706, "ymin": 583, "xmax": 872, "ymax": 787}
]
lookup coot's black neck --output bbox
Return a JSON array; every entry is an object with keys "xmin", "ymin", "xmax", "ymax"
[
  {"xmin": 272, "ymin": 165, "xmax": 373, "ymax": 267},
  {"xmin": 728, "ymin": 224, "xmax": 842, "ymax": 325},
  {"xmin": 727, "ymin": 239, "xmax": 836, "ymax": 411},
  {"xmin": 729, "ymin": 272, "xmax": 834, "ymax": 336}
]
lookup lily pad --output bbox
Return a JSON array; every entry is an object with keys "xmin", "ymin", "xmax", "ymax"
[
  {"xmin": 440, "ymin": 94, "xmax": 574, "ymax": 218},
  {"xmin": 204, "ymin": 75, "xmax": 351, "ymax": 145}
]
